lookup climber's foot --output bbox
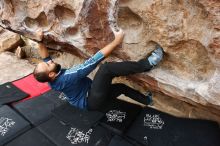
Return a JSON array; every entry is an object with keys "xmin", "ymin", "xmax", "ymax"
[
  {"xmin": 146, "ymin": 91, "xmax": 153, "ymax": 106},
  {"xmin": 147, "ymin": 44, "xmax": 164, "ymax": 67}
]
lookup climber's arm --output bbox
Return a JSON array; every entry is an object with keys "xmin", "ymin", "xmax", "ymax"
[
  {"xmin": 36, "ymin": 28, "xmax": 123, "ymax": 62},
  {"xmin": 37, "ymin": 43, "xmax": 53, "ymax": 63},
  {"xmin": 34, "ymin": 29, "xmax": 52, "ymax": 63},
  {"xmin": 100, "ymin": 28, "xmax": 124, "ymax": 57},
  {"xmin": 38, "ymin": 43, "xmax": 49, "ymax": 59},
  {"xmin": 65, "ymin": 28, "xmax": 124, "ymax": 79}
]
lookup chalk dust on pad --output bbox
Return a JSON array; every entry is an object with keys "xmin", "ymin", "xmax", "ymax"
[
  {"xmin": 126, "ymin": 107, "xmax": 220, "ymax": 146},
  {"xmin": 0, "ymin": 82, "xmax": 29, "ymax": 104},
  {"xmin": 100, "ymin": 99, "xmax": 142, "ymax": 135},
  {"xmin": 0, "ymin": 105, "xmax": 31, "ymax": 145},
  {"xmin": 5, "ymin": 128, "xmax": 56, "ymax": 146},
  {"xmin": 12, "ymin": 74, "xmax": 51, "ymax": 101},
  {"xmin": 37, "ymin": 117, "xmax": 112, "ymax": 146},
  {"xmin": 13, "ymin": 90, "xmax": 67, "ymax": 126}
]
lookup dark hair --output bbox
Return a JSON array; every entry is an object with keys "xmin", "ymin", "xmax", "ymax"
[{"xmin": 33, "ymin": 67, "xmax": 51, "ymax": 83}]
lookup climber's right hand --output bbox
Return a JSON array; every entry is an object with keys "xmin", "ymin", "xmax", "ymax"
[
  {"xmin": 35, "ymin": 29, "xmax": 44, "ymax": 42},
  {"xmin": 112, "ymin": 28, "xmax": 125, "ymax": 45}
]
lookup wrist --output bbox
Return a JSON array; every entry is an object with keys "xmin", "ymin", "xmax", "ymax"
[
  {"xmin": 113, "ymin": 39, "xmax": 121, "ymax": 46},
  {"xmin": 38, "ymin": 43, "xmax": 47, "ymax": 50},
  {"xmin": 43, "ymin": 56, "xmax": 52, "ymax": 62},
  {"xmin": 38, "ymin": 42, "xmax": 44, "ymax": 47}
]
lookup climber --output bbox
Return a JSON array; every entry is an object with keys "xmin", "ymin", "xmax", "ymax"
[{"xmin": 33, "ymin": 28, "xmax": 164, "ymax": 111}]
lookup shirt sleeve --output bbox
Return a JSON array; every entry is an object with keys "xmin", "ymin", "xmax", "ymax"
[{"xmin": 63, "ymin": 51, "xmax": 105, "ymax": 80}]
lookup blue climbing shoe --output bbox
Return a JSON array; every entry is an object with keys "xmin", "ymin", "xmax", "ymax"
[
  {"xmin": 148, "ymin": 44, "xmax": 164, "ymax": 67},
  {"xmin": 146, "ymin": 91, "xmax": 153, "ymax": 106}
]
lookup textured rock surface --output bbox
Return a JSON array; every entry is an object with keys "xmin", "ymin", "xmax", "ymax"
[
  {"xmin": 0, "ymin": 52, "xmax": 34, "ymax": 84},
  {"xmin": 0, "ymin": 0, "xmax": 220, "ymax": 120},
  {"xmin": 0, "ymin": 27, "xmax": 21, "ymax": 52}
]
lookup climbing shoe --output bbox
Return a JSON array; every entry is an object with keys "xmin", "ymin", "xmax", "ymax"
[
  {"xmin": 148, "ymin": 44, "xmax": 164, "ymax": 67},
  {"xmin": 146, "ymin": 91, "xmax": 153, "ymax": 106}
]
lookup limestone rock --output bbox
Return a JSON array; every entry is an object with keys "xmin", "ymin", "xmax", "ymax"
[
  {"xmin": 0, "ymin": 0, "xmax": 220, "ymax": 119},
  {"xmin": 0, "ymin": 52, "xmax": 34, "ymax": 84},
  {"xmin": 15, "ymin": 46, "xmax": 26, "ymax": 59},
  {"xmin": 0, "ymin": 27, "xmax": 22, "ymax": 52}
]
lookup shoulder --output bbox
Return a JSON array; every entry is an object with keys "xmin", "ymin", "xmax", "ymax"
[{"xmin": 49, "ymin": 69, "xmax": 67, "ymax": 90}]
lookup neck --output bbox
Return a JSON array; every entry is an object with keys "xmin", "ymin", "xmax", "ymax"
[{"xmin": 51, "ymin": 70, "xmax": 61, "ymax": 81}]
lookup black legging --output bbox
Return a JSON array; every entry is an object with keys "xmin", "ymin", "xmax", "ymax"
[{"xmin": 87, "ymin": 58, "xmax": 153, "ymax": 110}]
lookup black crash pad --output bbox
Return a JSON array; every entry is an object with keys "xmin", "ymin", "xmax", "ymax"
[
  {"xmin": 126, "ymin": 107, "xmax": 220, "ymax": 146},
  {"xmin": 13, "ymin": 90, "xmax": 67, "ymax": 126},
  {"xmin": 0, "ymin": 105, "xmax": 30, "ymax": 145},
  {"xmin": 108, "ymin": 136, "xmax": 133, "ymax": 146},
  {"xmin": 100, "ymin": 99, "xmax": 142, "ymax": 135},
  {"xmin": 52, "ymin": 103, "xmax": 104, "ymax": 129},
  {"xmin": 170, "ymin": 117, "xmax": 220, "ymax": 146},
  {"xmin": 5, "ymin": 128, "xmax": 56, "ymax": 146},
  {"xmin": 37, "ymin": 117, "xmax": 112, "ymax": 146},
  {"xmin": 0, "ymin": 82, "xmax": 29, "ymax": 104},
  {"xmin": 126, "ymin": 107, "xmax": 178, "ymax": 146},
  {"xmin": 41, "ymin": 90, "xmax": 67, "ymax": 107}
]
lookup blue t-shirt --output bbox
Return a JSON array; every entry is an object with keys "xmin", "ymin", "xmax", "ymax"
[{"xmin": 45, "ymin": 51, "xmax": 105, "ymax": 109}]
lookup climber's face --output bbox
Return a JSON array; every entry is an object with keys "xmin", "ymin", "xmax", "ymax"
[
  {"xmin": 34, "ymin": 60, "xmax": 61, "ymax": 82},
  {"xmin": 37, "ymin": 61, "xmax": 59, "ymax": 73}
]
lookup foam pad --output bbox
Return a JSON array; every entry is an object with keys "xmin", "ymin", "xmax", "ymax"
[
  {"xmin": 100, "ymin": 99, "xmax": 142, "ymax": 135},
  {"xmin": 170, "ymin": 118, "xmax": 220, "ymax": 146},
  {"xmin": 126, "ymin": 107, "xmax": 177, "ymax": 146},
  {"xmin": 52, "ymin": 103, "xmax": 104, "ymax": 129},
  {"xmin": 12, "ymin": 74, "xmax": 50, "ymax": 101},
  {"xmin": 0, "ymin": 82, "xmax": 29, "ymax": 104},
  {"xmin": 126, "ymin": 107, "xmax": 220, "ymax": 146},
  {"xmin": 38, "ymin": 117, "xmax": 112, "ymax": 146},
  {"xmin": 5, "ymin": 128, "xmax": 56, "ymax": 146},
  {"xmin": 108, "ymin": 136, "xmax": 133, "ymax": 146},
  {"xmin": 42, "ymin": 90, "xmax": 68, "ymax": 108},
  {"xmin": 0, "ymin": 105, "xmax": 30, "ymax": 145},
  {"xmin": 13, "ymin": 90, "xmax": 67, "ymax": 126}
]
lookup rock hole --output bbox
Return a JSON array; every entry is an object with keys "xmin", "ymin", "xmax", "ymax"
[
  {"xmin": 36, "ymin": 12, "xmax": 48, "ymax": 27},
  {"xmin": 1, "ymin": 20, "xmax": 11, "ymax": 27},
  {"xmin": 24, "ymin": 12, "xmax": 49, "ymax": 30},
  {"xmin": 162, "ymin": 40, "xmax": 215, "ymax": 81},
  {"xmin": 65, "ymin": 27, "xmax": 78, "ymax": 36},
  {"xmin": 54, "ymin": 5, "xmax": 75, "ymax": 27},
  {"xmin": 64, "ymin": 27, "xmax": 80, "ymax": 41},
  {"xmin": 118, "ymin": 7, "xmax": 144, "ymax": 43}
]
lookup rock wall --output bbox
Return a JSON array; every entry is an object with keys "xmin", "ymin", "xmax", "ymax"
[
  {"xmin": 0, "ymin": 27, "xmax": 22, "ymax": 52},
  {"xmin": 0, "ymin": 0, "xmax": 220, "ymax": 118},
  {"xmin": 0, "ymin": 52, "xmax": 34, "ymax": 84}
]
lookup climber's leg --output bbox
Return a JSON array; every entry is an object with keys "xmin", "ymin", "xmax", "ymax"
[
  {"xmin": 88, "ymin": 45, "xmax": 164, "ymax": 110},
  {"xmin": 109, "ymin": 83, "xmax": 153, "ymax": 105}
]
